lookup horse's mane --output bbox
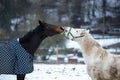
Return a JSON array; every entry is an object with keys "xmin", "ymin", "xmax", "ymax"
[
  {"xmin": 19, "ymin": 21, "xmax": 46, "ymax": 43},
  {"xmin": 32, "ymin": 22, "xmax": 46, "ymax": 34},
  {"xmin": 79, "ymin": 31, "xmax": 102, "ymax": 56},
  {"xmin": 83, "ymin": 31, "xmax": 101, "ymax": 47}
]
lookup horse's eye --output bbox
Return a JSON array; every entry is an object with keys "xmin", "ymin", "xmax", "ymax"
[
  {"xmin": 65, "ymin": 30, "xmax": 68, "ymax": 32},
  {"xmin": 76, "ymin": 31, "xmax": 78, "ymax": 33}
]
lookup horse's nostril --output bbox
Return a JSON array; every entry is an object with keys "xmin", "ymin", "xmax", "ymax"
[{"xmin": 65, "ymin": 30, "xmax": 68, "ymax": 32}]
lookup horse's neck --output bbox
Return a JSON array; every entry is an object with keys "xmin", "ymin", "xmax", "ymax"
[
  {"xmin": 80, "ymin": 34, "xmax": 109, "ymax": 63},
  {"xmin": 81, "ymin": 33, "xmax": 95, "ymax": 46},
  {"xmin": 79, "ymin": 34, "xmax": 100, "ymax": 55},
  {"xmin": 19, "ymin": 32, "xmax": 47, "ymax": 56}
]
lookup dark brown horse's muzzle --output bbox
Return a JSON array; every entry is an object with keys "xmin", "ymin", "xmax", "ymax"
[
  {"xmin": 54, "ymin": 26, "xmax": 64, "ymax": 33},
  {"xmin": 60, "ymin": 27, "xmax": 64, "ymax": 31}
]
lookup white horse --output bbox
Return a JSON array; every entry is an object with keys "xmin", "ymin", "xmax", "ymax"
[{"xmin": 64, "ymin": 27, "xmax": 120, "ymax": 80}]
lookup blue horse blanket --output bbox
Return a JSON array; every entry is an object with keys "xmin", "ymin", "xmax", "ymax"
[{"xmin": 0, "ymin": 39, "xmax": 33, "ymax": 74}]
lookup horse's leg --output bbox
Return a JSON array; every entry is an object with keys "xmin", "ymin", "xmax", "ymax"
[{"xmin": 17, "ymin": 74, "xmax": 26, "ymax": 80}]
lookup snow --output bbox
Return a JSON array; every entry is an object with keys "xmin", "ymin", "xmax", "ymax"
[
  {"xmin": 0, "ymin": 38, "xmax": 120, "ymax": 80},
  {"xmin": 0, "ymin": 64, "xmax": 91, "ymax": 80},
  {"xmin": 0, "ymin": 34, "xmax": 120, "ymax": 80},
  {"xmin": 96, "ymin": 38, "xmax": 120, "ymax": 46}
]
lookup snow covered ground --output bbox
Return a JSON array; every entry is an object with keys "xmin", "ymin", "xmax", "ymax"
[
  {"xmin": 0, "ymin": 64, "xmax": 91, "ymax": 80},
  {"xmin": 0, "ymin": 37, "xmax": 120, "ymax": 80}
]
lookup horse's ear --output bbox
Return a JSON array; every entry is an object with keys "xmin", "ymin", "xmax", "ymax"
[
  {"xmin": 38, "ymin": 20, "xmax": 42, "ymax": 25},
  {"xmin": 87, "ymin": 30, "xmax": 90, "ymax": 33}
]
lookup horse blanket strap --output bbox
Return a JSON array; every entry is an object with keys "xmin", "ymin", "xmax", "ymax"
[{"xmin": 0, "ymin": 39, "xmax": 34, "ymax": 74}]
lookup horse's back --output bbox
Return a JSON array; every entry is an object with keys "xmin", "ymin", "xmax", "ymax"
[
  {"xmin": 0, "ymin": 40, "xmax": 34, "ymax": 74},
  {"xmin": 0, "ymin": 41, "xmax": 16, "ymax": 74}
]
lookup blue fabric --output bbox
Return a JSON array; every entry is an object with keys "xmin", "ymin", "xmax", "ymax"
[{"xmin": 0, "ymin": 39, "xmax": 33, "ymax": 74}]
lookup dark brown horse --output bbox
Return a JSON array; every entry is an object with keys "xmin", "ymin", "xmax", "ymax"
[
  {"xmin": 0, "ymin": 20, "xmax": 64, "ymax": 80},
  {"xmin": 18, "ymin": 20, "xmax": 64, "ymax": 80}
]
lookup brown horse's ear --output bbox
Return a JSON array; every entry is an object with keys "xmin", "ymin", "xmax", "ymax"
[{"xmin": 38, "ymin": 20, "xmax": 42, "ymax": 25}]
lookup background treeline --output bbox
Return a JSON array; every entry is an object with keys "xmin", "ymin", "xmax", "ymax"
[
  {"xmin": 0, "ymin": 0, "xmax": 120, "ymax": 38},
  {"xmin": 0, "ymin": 0, "xmax": 119, "ymax": 54}
]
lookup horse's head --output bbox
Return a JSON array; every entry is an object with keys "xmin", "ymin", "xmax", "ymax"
[
  {"xmin": 64, "ymin": 27, "xmax": 89, "ymax": 40},
  {"xmin": 19, "ymin": 20, "xmax": 64, "ymax": 55},
  {"xmin": 36, "ymin": 20, "xmax": 64, "ymax": 36}
]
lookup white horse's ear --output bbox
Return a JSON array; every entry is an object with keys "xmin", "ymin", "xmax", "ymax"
[{"xmin": 87, "ymin": 30, "xmax": 90, "ymax": 33}]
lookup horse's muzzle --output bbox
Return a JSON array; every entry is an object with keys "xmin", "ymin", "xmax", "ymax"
[{"xmin": 60, "ymin": 27, "xmax": 64, "ymax": 31}]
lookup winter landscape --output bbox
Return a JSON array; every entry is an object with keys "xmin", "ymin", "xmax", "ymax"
[
  {"xmin": 0, "ymin": 37, "xmax": 120, "ymax": 80},
  {"xmin": 0, "ymin": 0, "xmax": 120, "ymax": 80},
  {"xmin": 0, "ymin": 64, "xmax": 91, "ymax": 80}
]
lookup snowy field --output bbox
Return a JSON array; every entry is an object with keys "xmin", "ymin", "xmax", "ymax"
[
  {"xmin": 0, "ymin": 37, "xmax": 120, "ymax": 80},
  {"xmin": 0, "ymin": 64, "xmax": 91, "ymax": 80}
]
